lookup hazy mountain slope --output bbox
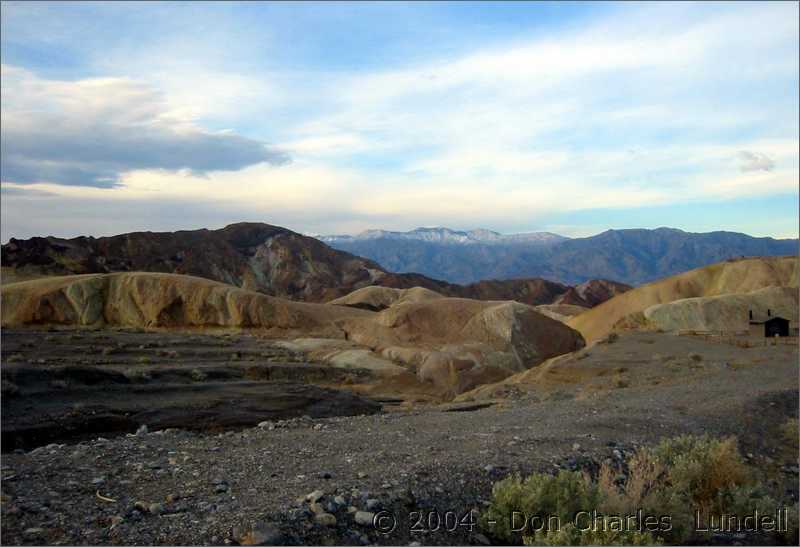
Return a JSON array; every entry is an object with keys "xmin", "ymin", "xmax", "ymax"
[
  {"xmin": 321, "ymin": 227, "xmax": 798, "ymax": 285},
  {"xmin": 567, "ymin": 256, "xmax": 799, "ymax": 342}
]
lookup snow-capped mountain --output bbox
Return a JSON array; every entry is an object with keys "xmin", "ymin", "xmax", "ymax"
[{"xmin": 319, "ymin": 227, "xmax": 568, "ymax": 246}]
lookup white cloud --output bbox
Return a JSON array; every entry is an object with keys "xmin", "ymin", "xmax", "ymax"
[
  {"xmin": 0, "ymin": 65, "xmax": 289, "ymax": 187},
  {"xmin": 737, "ymin": 151, "xmax": 775, "ymax": 172}
]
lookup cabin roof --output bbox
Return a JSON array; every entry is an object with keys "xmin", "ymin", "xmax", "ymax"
[{"xmin": 749, "ymin": 316, "xmax": 790, "ymax": 325}]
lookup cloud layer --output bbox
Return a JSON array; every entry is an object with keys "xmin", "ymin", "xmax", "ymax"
[
  {"xmin": 0, "ymin": 65, "xmax": 288, "ymax": 187},
  {"xmin": 0, "ymin": 2, "xmax": 797, "ymax": 240}
]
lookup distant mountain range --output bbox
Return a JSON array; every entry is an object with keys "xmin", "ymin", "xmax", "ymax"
[
  {"xmin": 0, "ymin": 223, "xmax": 626, "ymax": 307},
  {"xmin": 319, "ymin": 227, "xmax": 798, "ymax": 285}
]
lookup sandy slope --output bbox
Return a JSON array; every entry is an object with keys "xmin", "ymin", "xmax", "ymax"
[
  {"xmin": 568, "ymin": 256, "xmax": 798, "ymax": 342},
  {"xmin": 642, "ymin": 286, "xmax": 798, "ymax": 333}
]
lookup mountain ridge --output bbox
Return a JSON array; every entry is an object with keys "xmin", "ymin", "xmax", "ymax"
[
  {"xmin": 0, "ymin": 222, "xmax": 628, "ymax": 308},
  {"xmin": 319, "ymin": 226, "xmax": 798, "ymax": 285}
]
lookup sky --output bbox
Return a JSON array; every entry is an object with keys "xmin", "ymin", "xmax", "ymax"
[{"xmin": 1, "ymin": 1, "xmax": 798, "ymax": 241}]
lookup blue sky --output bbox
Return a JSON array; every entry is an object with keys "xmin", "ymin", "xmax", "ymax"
[{"xmin": 1, "ymin": 1, "xmax": 798, "ymax": 240}]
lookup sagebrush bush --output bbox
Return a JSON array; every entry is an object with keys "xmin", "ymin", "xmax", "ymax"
[
  {"xmin": 482, "ymin": 434, "xmax": 791, "ymax": 546},
  {"xmin": 781, "ymin": 418, "xmax": 799, "ymax": 447},
  {"xmin": 650, "ymin": 434, "xmax": 749, "ymax": 514},
  {"xmin": 525, "ymin": 519, "xmax": 660, "ymax": 546},
  {"xmin": 480, "ymin": 470, "xmax": 600, "ymax": 543}
]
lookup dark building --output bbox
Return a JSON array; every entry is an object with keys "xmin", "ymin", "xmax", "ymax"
[
  {"xmin": 763, "ymin": 317, "xmax": 790, "ymax": 337},
  {"xmin": 748, "ymin": 308, "xmax": 791, "ymax": 337}
]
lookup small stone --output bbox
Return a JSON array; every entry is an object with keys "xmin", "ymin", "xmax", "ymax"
[
  {"xmin": 347, "ymin": 506, "xmax": 358, "ymax": 513},
  {"xmin": 149, "ymin": 503, "xmax": 164, "ymax": 515},
  {"xmin": 110, "ymin": 515, "xmax": 124, "ymax": 528},
  {"xmin": 136, "ymin": 424, "xmax": 149, "ymax": 436},
  {"xmin": 23, "ymin": 528, "xmax": 45, "ymax": 538},
  {"xmin": 314, "ymin": 512, "xmax": 337, "ymax": 527},
  {"xmin": 306, "ymin": 489, "xmax": 324, "ymax": 503},
  {"xmin": 308, "ymin": 502, "xmax": 325, "ymax": 515},
  {"xmin": 91, "ymin": 477, "xmax": 105, "ymax": 486},
  {"xmin": 357, "ymin": 472, "xmax": 367, "ymax": 479},
  {"xmin": 134, "ymin": 501, "xmax": 149, "ymax": 513},
  {"xmin": 333, "ymin": 495, "xmax": 346, "ymax": 506},
  {"xmin": 365, "ymin": 498, "xmax": 380, "ymax": 511},
  {"xmin": 165, "ymin": 493, "xmax": 179, "ymax": 503},
  {"xmin": 572, "ymin": 443, "xmax": 581, "ymax": 451},
  {"xmin": 483, "ymin": 464, "xmax": 496, "ymax": 473},
  {"xmin": 354, "ymin": 511, "xmax": 375, "ymax": 526},
  {"xmin": 474, "ymin": 532, "xmax": 491, "ymax": 545}
]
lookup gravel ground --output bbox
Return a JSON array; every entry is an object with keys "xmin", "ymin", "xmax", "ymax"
[{"xmin": 1, "ymin": 331, "xmax": 798, "ymax": 545}]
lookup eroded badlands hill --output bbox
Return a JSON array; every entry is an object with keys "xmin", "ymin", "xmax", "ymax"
[{"xmin": 1, "ymin": 272, "xmax": 585, "ymax": 398}]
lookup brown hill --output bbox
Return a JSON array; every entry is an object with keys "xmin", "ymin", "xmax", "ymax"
[
  {"xmin": 1, "ymin": 223, "xmax": 628, "ymax": 307},
  {"xmin": 568, "ymin": 256, "xmax": 799, "ymax": 343}
]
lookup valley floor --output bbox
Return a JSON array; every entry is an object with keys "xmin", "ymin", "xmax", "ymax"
[{"xmin": 0, "ymin": 329, "xmax": 798, "ymax": 545}]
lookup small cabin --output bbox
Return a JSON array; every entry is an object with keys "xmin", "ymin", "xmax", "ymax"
[{"xmin": 748, "ymin": 308, "xmax": 791, "ymax": 337}]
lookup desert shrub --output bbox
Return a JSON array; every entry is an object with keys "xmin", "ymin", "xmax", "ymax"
[
  {"xmin": 190, "ymin": 368, "xmax": 207, "ymax": 381},
  {"xmin": 721, "ymin": 486, "xmax": 799, "ymax": 544},
  {"xmin": 526, "ymin": 518, "xmax": 659, "ymax": 546},
  {"xmin": 600, "ymin": 333, "xmax": 619, "ymax": 344},
  {"xmin": 650, "ymin": 435, "xmax": 748, "ymax": 514},
  {"xmin": 780, "ymin": 418, "xmax": 799, "ymax": 446},
  {"xmin": 482, "ymin": 434, "xmax": 790, "ymax": 545},
  {"xmin": 125, "ymin": 369, "xmax": 152, "ymax": 382},
  {"xmin": 480, "ymin": 470, "xmax": 600, "ymax": 543},
  {"xmin": 1, "ymin": 380, "xmax": 19, "ymax": 397}
]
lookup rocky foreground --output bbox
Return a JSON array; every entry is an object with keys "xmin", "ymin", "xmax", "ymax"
[{"xmin": 1, "ymin": 330, "xmax": 798, "ymax": 546}]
